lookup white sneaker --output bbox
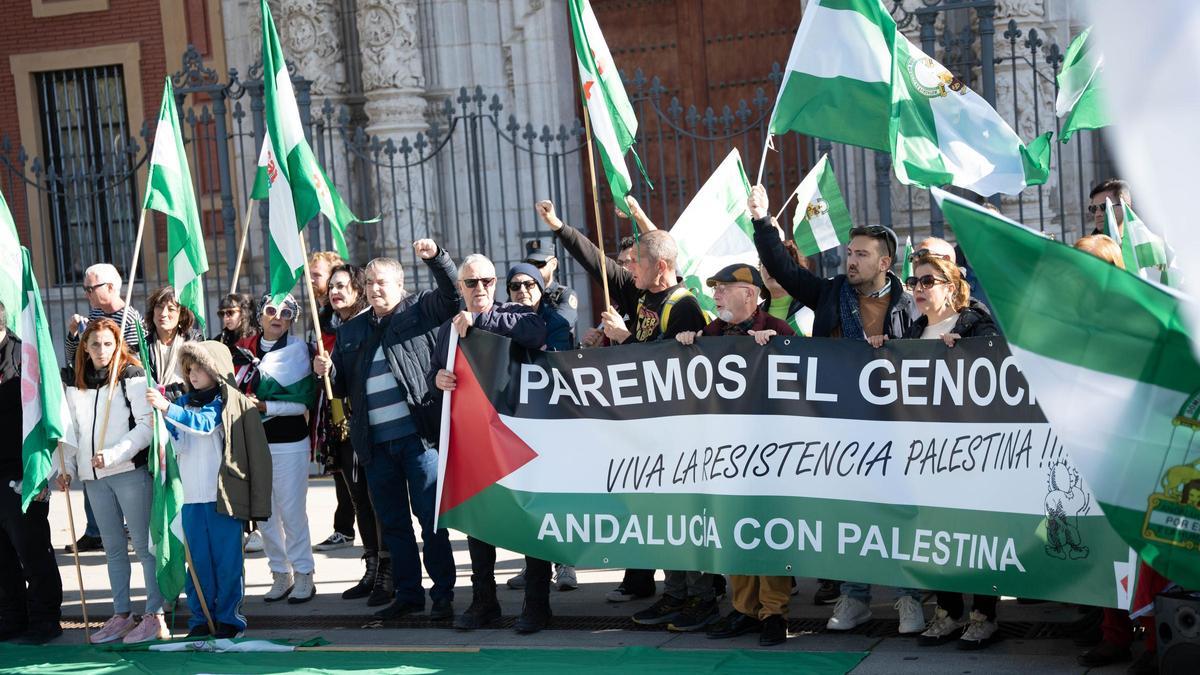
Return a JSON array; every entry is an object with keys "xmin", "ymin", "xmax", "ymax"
[
  {"xmin": 826, "ymin": 595, "xmax": 871, "ymax": 631},
  {"xmin": 506, "ymin": 567, "xmax": 528, "ymax": 590},
  {"xmin": 957, "ymin": 610, "xmax": 999, "ymax": 650},
  {"xmin": 263, "ymin": 571, "xmax": 293, "ymax": 602},
  {"xmin": 554, "ymin": 564, "xmax": 579, "ymax": 591},
  {"xmin": 288, "ymin": 572, "xmax": 316, "ymax": 604},
  {"xmin": 244, "ymin": 531, "xmax": 264, "ymax": 553},
  {"xmin": 918, "ymin": 606, "xmax": 966, "ymax": 645},
  {"xmin": 895, "ymin": 595, "xmax": 925, "ymax": 635}
]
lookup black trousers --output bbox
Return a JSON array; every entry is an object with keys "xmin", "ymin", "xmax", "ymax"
[
  {"xmin": 336, "ymin": 440, "xmax": 382, "ymax": 557},
  {"xmin": 937, "ymin": 591, "xmax": 998, "ymax": 621},
  {"xmin": 0, "ymin": 488, "xmax": 62, "ymax": 627},
  {"xmin": 467, "ymin": 536, "xmax": 551, "ymax": 601},
  {"xmin": 332, "ymin": 472, "xmax": 355, "ymax": 538},
  {"xmin": 622, "ymin": 568, "xmax": 656, "ymax": 595}
]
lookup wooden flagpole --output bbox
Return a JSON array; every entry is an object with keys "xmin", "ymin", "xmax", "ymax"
[
  {"xmin": 228, "ymin": 199, "xmax": 256, "ymax": 295},
  {"xmin": 56, "ymin": 455, "xmax": 90, "ymax": 643},
  {"xmin": 580, "ymin": 104, "xmax": 612, "ymax": 311},
  {"xmin": 296, "ymin": 235, "xmax": 336, "ymax": 401}
]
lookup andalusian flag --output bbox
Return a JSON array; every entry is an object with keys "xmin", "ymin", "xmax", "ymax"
[
  {"xmin": 568, "ymin": 0, "xmax": 644, "ymax": 212},
  {"xmin": 252, "ymin": 338, "xmax": 316, "ymax": 406},
  {"xmin": 937, "ymin": 187, "xmax": 1200, "ymax": 590},
  {"xmin": 891, "ymin": 35, "xmax": 1052, "ymax": 196},
  {"xmin": 134, "ymin": 321, "xmax": 186, "ymax": 602},
  {"xmin": 901, "ymin": 236, "xmax": 914, "ymax": 280},
  {"xmin": 1056, "ymin": 28, "xmax": 1109, "ymax": 143},
  {"xmin": 787, "ymin": 154, "xmax": 853, "ymax": 257},
  {"xmin": 1102, "ymin": 197, "xmax": 1135, "ymax": 271},
  {"xmin": 145, "ymin": 78, "xmax": 208, "ymax": 331},
  {"xmin": 769, "ymin": 0, "xmax": 895, "ymax": 151},
  {"xmin": 254, "ymin": 0, "xmax": 357, "ymax": 302},
  {"xmin": 1122, "ymin": 201, "xmax": 1171, "ymax": 284},
  {"xmin": 672, "ymin": 150, "xmax": 755, "ymax": 315}
]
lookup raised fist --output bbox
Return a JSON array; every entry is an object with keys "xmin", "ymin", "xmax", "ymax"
[
  {"xmin": 413, "ymin": 239, "xmax": 439, "ymax": 260},
  {"xmin": 536, "ymin": 200, "xmax": 563, "ymax": 231}
]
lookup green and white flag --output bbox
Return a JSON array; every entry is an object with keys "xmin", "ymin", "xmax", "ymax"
[
  {"xmin": 901, "ymin": 236, "xmax": 914, "ymax": 280},
  {"xmin": 1101, "ymin": 197, "xmax": 1136, "ymax": 273},
  {"xmin": 254, "ymin": 0, "xmax": 358, "ymax": 302},
  {"xmin": 568, "ymin": 0, "xmax": 645, "ymax": 212},
  {"xmin": 891, "ymin": 35, "xmax": 1052, "ymax": 196},
  {"xmin": 769, "ymin": 0, "xmax": 895, "ymax": 151},
  {"xmin": 134, "ymin": 321, "xmax": 186, "ymax": 603},
  {"xmin": 1055, "ymin": 28, "xmax": 1109, "ymax": 144},
  {"xmin": 937, "ymin": 187, "xmax": 1200, "ymax": 590},
  {"xmin": 671, "ymin": 149, "xmax": 755, "ymax": 315},
  {"xmin": 787, "ymin": 154, "xmax": 853, "ymax": 257},
  {"xmin": 145, "ymin": 78, "xmax": 208, "ymax": 331},
  {"xmin": 0, "ymin": 189, "xmax": 21, "ymax": 323},
  {"xmin": 252, "ymin": 338, "xmax": 316, "ymax": 406},
  {"xmin": 1121, "ymin": 200, "xmax": 1173, "ymax": 285}
]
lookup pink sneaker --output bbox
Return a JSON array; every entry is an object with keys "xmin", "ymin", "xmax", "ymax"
[
  {"xmin": 90, "ymin": 614, "xmax": 136, "ymax": 644},
  {"xmin": 122, "ymin": 613, "xmax": 168, "ymax": 643}
]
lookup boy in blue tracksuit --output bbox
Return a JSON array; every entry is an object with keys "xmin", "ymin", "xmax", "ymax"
[{"xmin": 146, "ymin": 340, "xmax": 271, "ymax": 639}]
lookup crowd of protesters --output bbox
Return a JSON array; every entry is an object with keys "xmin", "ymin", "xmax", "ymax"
[{"xmin": 0, "ymin": 178, "xmax": 1176, "ymax": 673}]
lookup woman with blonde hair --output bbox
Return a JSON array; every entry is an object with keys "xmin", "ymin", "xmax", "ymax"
[{"xmin": 1073, "ymin": 234, "xmax": 1126, "ymax": 270}]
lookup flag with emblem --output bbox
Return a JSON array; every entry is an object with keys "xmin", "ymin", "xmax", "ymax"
[
  {"xmin": 0, "ymin": 193, "xmax": 68, "ymax": 511},
  {"xmin": 671, "ymin": 149, "xmax": 755, "ymax": 315},
  {"xmin": 937, "ymin": 187, "xmax": 1200, "ymax": 591},
  {"xmin": 145, "ymin": 78, "xmax": 208, "ymax": 331},
  {"xmin": 133, "ymin": 320, "xmax": 187, "ymax": 603},
  {"xmin": 891, "ymin": 33, "xmax": 1052, "ymax": 196},
  {"xmin": 253, "ymin": 0, "xmax": 358, "ymax": 302},
  {"xmin": 787, "ymin": 154, "xmax": 853, "ymax": 257},
  {"xmin": 568, "ymin": 0, "xmax": 645, "ymax": 212},
  {"xmin": 1056, "ymin": 28, "xmax": 1109, "ymax": 144}
]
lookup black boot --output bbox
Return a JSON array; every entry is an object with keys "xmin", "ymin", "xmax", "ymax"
[
  {"xmin": 454, "ymin": 580, "xmax": 501, "ymax": 630},
  {"xmin": 367, "ymin": 555, "xmax": 394, "ymax": 607},
  {"xmin": 343, "ymin": 554, "xmax": 378, "ymax": 600},
  {"xmin": 514, "ymin": 598, "xmax": 551, "ymax": 634}
]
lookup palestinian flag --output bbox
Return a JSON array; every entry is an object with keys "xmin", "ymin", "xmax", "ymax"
[
  {"xmin": 787, "ymin": 154, "xmax": 853, "ymax": 257},
  {"xmin": 252, "ymin": 338, "xmax": 315, "ymax": 406},
  {"xmin": 670, "ymin": 149, "xmax": 755, "ymax": 315},
  {"xmin": 1056, "ymin": 28, "xmax": 1109, "ymax": 144},
  {"xmin": 568, "ymin": 0, "xmax": 646, "ymax": 212},
  {"xmin": 936, "ymin": 187, "xmax": 1200, "ymax": 590},
  {"xmin": 145, "ymin": 78, "xmax": 208, "ymax": 331},
  {"xmin": 891, "ymin": 34, "xmax": 1051, "ymax": 196},
  {"xmin": 253, "ymin": 0, "xmax": 358, "ymax": 302},
  {"xmin": 134, "ymin": 321, "xmax": 187, "ymax": 603}
]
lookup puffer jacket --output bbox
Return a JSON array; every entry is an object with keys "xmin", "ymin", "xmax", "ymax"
[{"xmin": 59, "ymin": 365, "xmax": 153, "ymax": 482}]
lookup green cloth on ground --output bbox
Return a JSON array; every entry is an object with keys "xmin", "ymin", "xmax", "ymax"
[{"xmin": 0, "ymin": 644, "xmax": 867, "ymax": 674}]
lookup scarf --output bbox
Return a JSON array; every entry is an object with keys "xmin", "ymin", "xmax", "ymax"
[{"xmin": 838, "ymin": 281, "xmax": 867, "ymax": 341}]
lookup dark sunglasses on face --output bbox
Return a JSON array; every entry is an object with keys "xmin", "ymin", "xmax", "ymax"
[
  {"xmin": 507, "ymin": 280, "xmax": 538, "ymax": 292},
  {"xmin": 905, "ymin": 274, "xmax": 949, "ymax": 291},
  {"xmin": 263, "ymin": 305, "xmax": 295, "ymax": 320},
  {"xmin": 1087, "ymin": 203, "xmax": 1110, "ymax": 214},
  {"xmin": 82, "ymin": 282, "xmax": 110, "ymax": 294},
  {"xmin": 525, "ymin": 259, "xmax": 549, "ymax": 269},
  {"xmin": 218, "ymin": 309, "xmax": 239, "ymax": 317},
  {"xmin": 462, "ymin": 277, "xmax": 496, "ymax": 289}
]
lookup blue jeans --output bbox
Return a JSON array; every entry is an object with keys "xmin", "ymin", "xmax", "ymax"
[
  {"xmin": 364, "ymin": 434, "xmax": 455, "ymax": 606},
  {"xmin": 82, "ymin": 491, "xmax": 99, "ymax": 538},
  {"xmin": 182, "ymin": 502, "xmax": 245, "ymax": 631},
  {"xmin": 841, "ymin": 581, "xmax": 922, "ymax": 603},
  {"xmin": 84, "ymin": 469, "xmax": 164, "ymax": 615}
]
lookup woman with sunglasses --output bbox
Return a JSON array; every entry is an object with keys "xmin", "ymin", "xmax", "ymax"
[
  {"xmin": 236, "ymin": 294, "xmax": 318, "ymax": 605},
  {"xmin": 213, "ymin": 293, "xmax": 260, "ymax": 364},
  {"xmin": 902, "ymin": 253, "xmax": 1001, "ymax": 650},
  {"xmin": 143, "ymin": 286, "xmax": 202, "ymax": 402}
]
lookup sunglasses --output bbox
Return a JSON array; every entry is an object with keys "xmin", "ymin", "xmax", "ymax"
[
  {"xmin": 262, "ymin": 305, "xmax": 296, "ymax": 320},
  {"xmin": 81, "ymin": 282, "xmax": 110, "ymax": 294},
  {"xmin": 905, "ymin": 274, "xmax": 949, "ymax": 291},
  {"xmin": 507, "ymin": 280, "xmax": 538, "ymax": 292},
  {"xmin": 462, "ymin": 277, "xmax": 496, "ymax": 289},
  {"xmin": 909, "ymin": 248, "xmax": 954, "ymax": 263},
  {"xmin": 525, "ymin": 259, "xmax": 550, "ymax": 269},
  {"xmin": 218, "ymin": 308, "xmax": 240, "ymax": 317}
]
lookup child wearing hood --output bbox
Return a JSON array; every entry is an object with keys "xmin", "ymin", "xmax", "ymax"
[{"xmin": 145, "ymin": 341, "xmax": 271, "ymax": 639}]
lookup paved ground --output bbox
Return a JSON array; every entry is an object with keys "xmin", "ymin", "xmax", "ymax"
[{"xmin": 43, "ymin": 477, "xmax": 1149, "ymax": 673}]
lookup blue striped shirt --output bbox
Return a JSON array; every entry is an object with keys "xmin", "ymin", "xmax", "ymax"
[{"xmin": 364, "ymin": 345, "xmax": 417, "ymax": 444}]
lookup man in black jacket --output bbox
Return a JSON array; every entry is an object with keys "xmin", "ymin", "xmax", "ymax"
[
  {"xmin": 749, "ymin": 185, "xmax": 925, "ymax": 633},
  {"xmin": 0, "ymin": 303, "xmax": 64, "ymax": 644},
  {"xmin": 429, "ymin": 254, "xmax": 548, "ymax": 634},
  {"xmin": 313, "ymin": 239, "xmax": 459, "ymax": 623}
]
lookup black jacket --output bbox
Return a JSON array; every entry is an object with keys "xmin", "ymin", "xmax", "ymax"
[
  {"xmin": 752, "ymin": 216, "xmax": 916, "ymax": 338},
  {"xmin": 329, "ymin": 249, "xmax": 460, "ymax": 462},
  {"xmin": 903, "ymin": 299, "xmax": 1001, "ymax": 339},
  {"xmin": 0, "ymin": 334, "xmax": 21, "ymax": 483}
]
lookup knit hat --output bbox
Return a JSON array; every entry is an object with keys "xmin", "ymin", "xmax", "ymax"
[{"xmin": 506, "ymin": 263, "xmax": 546, "ymax": 300}]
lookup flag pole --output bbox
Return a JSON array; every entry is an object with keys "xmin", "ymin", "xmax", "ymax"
[
  {"xmin": 580, "ymin": 104, "xmax": 612, "ymax": 311},
  {"xmin": 56, "ymin": 454, "xmax": 90, "ymax": 643},
  {"xmin": 755, "ymin": 134, "xmax": 772, "ymax": 185},
  {"xmin": 296, "ymin": 235, "xmax": 336, "ymax": 401},
  {"xmin": 773, "ymin": 182, "xmax": 804, "ymax": 223},
  {"xmin": 229, "ymin": 199, "xmax": 256, "ymax": 295},
  {"xmin": 178, "ymin": 527, "xmax": 217, "ymax": 636}
]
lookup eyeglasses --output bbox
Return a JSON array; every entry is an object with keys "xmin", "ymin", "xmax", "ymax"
[
  {"xmin": 1086, "ymin": 203, "xmax": 1110, "ymax": 215},
  {"xmin": 262, "ymin": 305, "xmax": 296, "ymax": 320},
  {"xmin": 711, "ymin": 283, "xmax": 755, "ymax": 295},
  {"xmin": 218, "ymin": 308, "xmax": 240, "ymax": 317},
  {"xmin": 81, "ymin": 282, "xmax": 110, "ymax": 294},
  {"xmin": 507, "ymin": 280, "xmax": 538, "ymax": 292},
  {"xmin": 905, "ymin": 274, "xmax": 950, "ymax": 291},
  {"xmin": 462, "ymin": 277, "xmax": 496, "ymax": 289}
]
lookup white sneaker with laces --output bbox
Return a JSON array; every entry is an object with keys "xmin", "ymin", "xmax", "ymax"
[
  {"xmin": 554, "ymin": 564, "xmax": 578, "ymax": 591},
  {"xmin": 895, "ymin": 595, "xmax": 926, "ymax": 635},
  {"xmin": 288, "ymin": 572, "xmax": 316, "ymax": 604},
  {"xmin": 918, "ymin": 606, "xmax": 966, "ymax": 645},
  {"xmin": 957, "ymin": 610, "xmax": 999, "ymax": 650},
  {"xmin": 826, "ymin": 596, "xmax": 871, "ymax": 631},
  {"xmin": 244, "ymin": 531, "xmax": 264, "ymax": 553},
  {"xmin": 263, "ymin": 571, "xmax": 293, "ymax": 602}
]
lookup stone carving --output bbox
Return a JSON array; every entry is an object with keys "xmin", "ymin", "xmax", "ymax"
[
  {"xmin": 357, "ymin": 2, "xmax": 424, "ymax": 92},
  {"xmin": 996, "ymin": 0, "xmax": 1045, "ymax": 19},
  {"xmin": 251, "ymin": 0, "xmax": 346, "ymax": 96}
]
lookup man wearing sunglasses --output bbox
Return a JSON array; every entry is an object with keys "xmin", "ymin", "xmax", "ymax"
[
  {"xmin": 1087, "ymin": 178, "xmax": 1132, "ymax": 236},
  {"xmin": 312, "ymin": 239, "xmax": 461, "ymax": 624},
  {"xmin": 749, "ymin": 184, "xmax": 924, "ymax": 634},
  {"xmin": 429, "ymin": 254, "xmax": 547, "ymax": 634},
  {"xmin": 524, "ymin": 241, "xmax": 579, "ymax": 338}
]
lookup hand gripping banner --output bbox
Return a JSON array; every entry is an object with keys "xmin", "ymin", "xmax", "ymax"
[{"xmin": 435, "ymin": 331, "xmax": 1136, "ymax": 608}]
